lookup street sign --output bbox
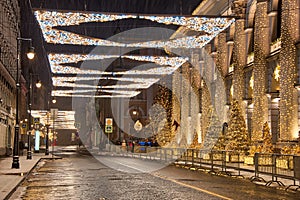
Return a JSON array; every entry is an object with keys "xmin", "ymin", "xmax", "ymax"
[
  {"xmin": 105, "ymin": 118, "xmax": 113, "ymax": 133},
  {"xmin": 22, "ymin": 123, "xmax": 27, "ymax": 129},
  {"xmin": 51, "ymin": 108, "xmax": 58, "ymax": 119},
  {"xmin": 105, "ymin": 125, "xmax": 113, "ymax": 133},
  {"xmin": 105, "ymin": 118, "xmax": 113, "ymax": 126},
  {"xmin": 34, "ymin": 117, "xmax": 40, "ymax": 124},
  {"xmin": 74, "ymin": 122, "xmax": 81, "ymax": 129}
]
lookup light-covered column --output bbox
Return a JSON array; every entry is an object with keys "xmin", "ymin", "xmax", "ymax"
[
  {"xmin": 215, "ymin": 33, "xmax": 228, "ymax": 123},
  {"xmin": 252, "ymin": 0, "xmax": 269, "ymax": 142},
  {"xmin": 201, "ymin": 46, "xmax": 214, "ymax": 143},
  {"xmin": 216, "ymin": 33, "xmax": 228, "ymax": 77},
  {"xmin": 279, "ymin": 0, "xmax": 298, "ymax": 140},
  {"xmin": 232, "ymin": 1, "xmax": 247, "ymax": 102},
  {"xmin": 181, "ymin": 63, "xmax": 190, "ymax": 147},
  {"xmin": 172, "ymin": 67, "xmax": 182, "ymax": 146}
]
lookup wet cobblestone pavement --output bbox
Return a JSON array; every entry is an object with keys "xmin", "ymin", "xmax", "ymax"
[
  {"xmin": 12, "ymin": 154, "xmax": 221, "ymax": 200},
  {"xmin": 10, "ymin": 153, "xmax": 300, "ymax": 200}
]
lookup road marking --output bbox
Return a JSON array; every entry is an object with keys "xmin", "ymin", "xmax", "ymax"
[
  {"xmin": 116, "ymin": 162, "xmax": 147, "ymax": 173},
  {"xmin": 99, "ymin": 156, "xmax": 232, "ymax": 199},
  {"xmin": 152, "ymin": 173, "xmax": 233, "ymax": 200},
  {"xmin": 99, "ymin": 157, "xmax": 147, "ymax": 173}
]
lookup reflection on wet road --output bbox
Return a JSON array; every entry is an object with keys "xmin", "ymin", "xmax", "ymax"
[{"xmin": 10, "ymin": 152, "xmax": 300, "ymax": 200}]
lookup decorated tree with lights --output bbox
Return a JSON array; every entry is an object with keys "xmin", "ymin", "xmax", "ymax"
[
  {"xmin": 151, "ymin": 84, "xmax": 173, "ymax": 145},
  {"xmin": 191, "ymin": 132, "xmax": 201, "ymax": 149},
  {"xmin": 202, "ymin": 106, "xmax": 222, "ymax": 151},
  {"xmin": 143, "ymin": 103, "xmax": 167, "ymax": 139},
  {"xmin": 213, "ymin": 123, "xmax": 228, "ymax": 151},
  {"xmin": 225, "ymin": 99, "xmax": 250, "ymax": 153},
  {"xmin": 261, "ymin": 122, "xmax": 274, "ymax": 153}
]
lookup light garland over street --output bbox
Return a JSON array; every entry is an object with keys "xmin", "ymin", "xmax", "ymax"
[
  {"xmin": 33, "ymin": 9, "xmax": 234, "ymax": 98},
  {"xmin": 34, "ymin": 10, "xmax": 235, "ymax": 49}
]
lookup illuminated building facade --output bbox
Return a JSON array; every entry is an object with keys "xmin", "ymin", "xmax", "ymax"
[{"xmin": 197, "ymin": 0, "xmax": 300, "ymax": 146}]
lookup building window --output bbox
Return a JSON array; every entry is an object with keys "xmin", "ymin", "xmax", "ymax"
[{"xmin": 269, "ymin": 0, "xmax": 282, "ymax": 42}]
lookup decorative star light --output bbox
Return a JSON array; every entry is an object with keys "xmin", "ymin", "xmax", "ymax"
[{"xmin": 274, "ymin": 65, "xmax": 280, "ymax": 81}]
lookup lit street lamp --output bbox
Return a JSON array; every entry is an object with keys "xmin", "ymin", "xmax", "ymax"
[
  {"xmin": 36, "ymin": 79, "xmax": 42, "ymax": 88},
  {"xmin": 26, "ymin": 47, "xmax": 35, "ymax": 60},
  {"xmin": 12, "ymin": 37, "xmax": 35, "ymax": 169},
  {"xmin": 52, "ymin": 97, "xmax": 57, "ymax": 104}
]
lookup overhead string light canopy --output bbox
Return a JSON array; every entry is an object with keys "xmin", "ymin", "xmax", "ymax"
[
  {"xmin": 49, "ymin": 53, "xmax": 188, "ymax": 97},
  {"xmin": 48, "ymin": 53, "xmax": 188, "ymax": 74},
  {"xmin": 34, "ymin": 10, "xmax": 235, "ymax": 49},
  {"xmin": 33, "ymin": 9, "xmax": 235, "ymax": 98},
  {"xmin": 52, "ymin": 89, "xmax": 141, "ymax": 98},
  {"xmin": 52, "ymin": 76, "xmax": 160, "ymax": 87}
]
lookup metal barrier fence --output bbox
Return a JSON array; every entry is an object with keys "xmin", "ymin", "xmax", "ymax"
[
  {"xmin": 250, "ymin": 153, "xmax": 300, "ymax": 190},
  {"xmin": 104, "ymin": 146, "xmax": 300, "ymax": 190}
]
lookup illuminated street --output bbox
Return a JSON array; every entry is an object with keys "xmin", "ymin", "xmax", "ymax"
[{"xmin": 1, "ymin": 0, "xmax": 300, "ymax": 199}]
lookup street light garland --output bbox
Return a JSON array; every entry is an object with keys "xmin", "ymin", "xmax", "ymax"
[
  {"xmin": 52, "ymin": 76, "xmax": 160, "ymax": 83},
  {"xmin": 34, "ymin": 10, "xmax": 235, "ymax": 49},
  {"xmin": 52, "ymin": 89, "xmax": 140, "ymax": 97},
  {"xmin": 48, "ymin": 53, "xmax": 187, "ymax": 97},
  {"xmin": 34, "ymin": 10, "xmax": 234, "ymax": 33},
  {"xmin": 48, "ymin": 53, "xmax": 188, "ymax": 70},
  {"xmin": 33, "ymin": 9, "xmax": 235, "ymax": 99},
  {"xmin": 50, "ymin": 64, "xmax": 179, "ymax": 75}
]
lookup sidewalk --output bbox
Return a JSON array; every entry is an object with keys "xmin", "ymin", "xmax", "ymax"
[{"xmin": 0, "ymin": 153, "xmax": 60, "ymax": 200}]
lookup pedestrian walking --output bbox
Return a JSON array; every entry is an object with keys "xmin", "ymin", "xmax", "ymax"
[
  {"xmin": 131, "ymin": 141, "xmax": 135, "ymax": 153},
  {"xmin": 19, "ymin": 141, "xmax": 24, "ymax": 156}
]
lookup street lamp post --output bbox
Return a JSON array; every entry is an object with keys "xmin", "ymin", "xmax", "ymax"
[
  {"xmin": 27, "ymin": 73, "xmax": 41, "ymax": 159},
  {"xmin": 27, "ymin": 73, "xmax": 32, "ymax": 159},
  {"xmin": 45, "ymin": 111, "xmax": 50, "ymax": 155},
  {"xmin": 12, "ymin": 37, "xmax": 35, "ymax": 169}
]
